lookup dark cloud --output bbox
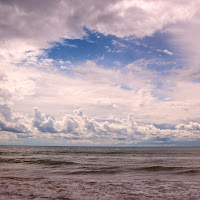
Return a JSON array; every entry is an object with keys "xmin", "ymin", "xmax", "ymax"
[
  {"xmin": 0, "ymin": 104, "xmax": 31, "ymax": 133},
  {"xmin": 0, "ymin": 120, "xmax": 28, "ymax": 133},
  {"xmin": 33, "ymin": 107, "xmax": 57, "ymax": 133},
  {"xmin": 0, "ymin": 0, "xmax": 196, "ymax": 50}
]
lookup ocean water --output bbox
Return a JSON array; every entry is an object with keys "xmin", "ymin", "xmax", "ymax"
[{"xmin": 0, "ymin": 146, "xmax": 200, "ymax": 200}]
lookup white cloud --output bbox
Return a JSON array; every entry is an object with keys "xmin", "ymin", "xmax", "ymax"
[
  {"xmin": 60, "ymin": 66, "xmax": 70, "ymax": 70},
  {"xmin": 157, "ymin": 49, "xmax": 173, "ymax": 55},
  {"xmin": 0, "ymin": 63, "xmax": 38, "ymax": 104},
  {"xmin": 112, "ymin": 40, "xmax": 128, "ymax": 48},
  {"xmin": 176, "ymin": 122, "xmax": 200, "ymax": 131},
  {"xmin": 0, "ymin": 105, "xmax": 200, "ymax": 145},
  {"xmin": 163, "ymin": 49, "xmax": 173, "ymax": 55},
  {"xmin": 1, "ymin": 58, "xmax": 200, "ymax": 127},
  {"xmin": 166, "ymin": 9, "xmax": 200, "ymax": 82}
]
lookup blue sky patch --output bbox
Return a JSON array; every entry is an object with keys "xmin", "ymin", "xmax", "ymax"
[{"xmin": 46, "ymin": 29, "xmax": 183, "ymax": 71}]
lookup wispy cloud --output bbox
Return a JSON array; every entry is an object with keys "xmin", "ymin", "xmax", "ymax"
[{"xmin": 157, "ymin": 49, "xmax": 173, "ymax": 55}]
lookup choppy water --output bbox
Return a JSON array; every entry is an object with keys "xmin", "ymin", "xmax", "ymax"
[{"xmin": 0, "ymin": 146, "xmax": 200, "ymax": 200}]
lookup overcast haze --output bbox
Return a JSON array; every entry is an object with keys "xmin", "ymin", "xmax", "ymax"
[{"xmin": 1, "ymin": 0, "xmax": 200, "ymax": 145}]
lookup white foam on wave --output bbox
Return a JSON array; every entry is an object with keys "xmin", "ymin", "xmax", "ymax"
[{"xmin": 0, "ymin": 177, "xmax": 199, "ymax": 200}]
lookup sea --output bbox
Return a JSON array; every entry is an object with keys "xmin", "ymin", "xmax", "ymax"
[{"xmin": 0, "ymin": 146, "xmax": 200, "ymax": 200}]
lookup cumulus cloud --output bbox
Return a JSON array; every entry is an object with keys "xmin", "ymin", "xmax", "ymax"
[
  {"xmin": 0, "ymin": 104, "xmax": 31, "ymax": 133},
  {"xmin": 1, "ymin": 105, "xmax": 200, "ymax": 145},
  {"xmin": 176, "ymin": 122, "xmax": 200, "ymax": 131},
  {"xmin": 33, "ymin": 107, "xmax": 57, "ymax": 133}
]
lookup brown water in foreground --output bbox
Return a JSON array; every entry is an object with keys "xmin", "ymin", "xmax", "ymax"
[{"xmin": 0, "ymin": 146, "xmax": 200, "ymax": 199}]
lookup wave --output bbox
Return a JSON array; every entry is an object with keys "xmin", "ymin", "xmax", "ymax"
[
  {"xmin": 24, "ymin": 159, "xmax": 77, "ymax": 166},
  {"xmin": 0, "ymin": 158, "xmax": 21, "ymax": 164},
  {"xmin": 69, "ymin": 169, "xmax": 120, "ymax": 175},
  {"xmin": 135, "ymin": 165, "xmax": 200, "ymax": 175},
  {"xmin": 0, "ymin": 158, "xmax": 77, "ymax": 166},
  {"xmin": 176, "ymin": 169, "xmax": 200, "ymax": 175},
  {"xmin": 0, "ymin": 175, "xmax": 200, "ymax": 200},
  {"xmin": 68, "ymin": 166, "xmax": 121, "ymax": 175},
  {"xmin": 56, "ymin": 151, "xmax": 133, "ymax": 155},
  {"xmin": 135, "ymin": 165, "xmax": 184, "ymax": 172}
]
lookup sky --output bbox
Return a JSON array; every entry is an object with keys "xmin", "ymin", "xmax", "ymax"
[{"xmin": 0, "ymin": 0, "xmax": 200, "ymax": 146}]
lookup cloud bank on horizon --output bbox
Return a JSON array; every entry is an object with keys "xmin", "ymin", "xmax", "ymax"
[{"xmin": 0, "ymin": 0, "xmax": 200, "ymax": 145}]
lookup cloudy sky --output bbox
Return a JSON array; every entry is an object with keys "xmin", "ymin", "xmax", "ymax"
[{"xmin": 1, "ymin": 0, "xmax": 200, "ymax": 146}]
